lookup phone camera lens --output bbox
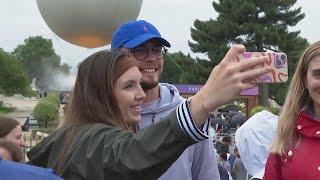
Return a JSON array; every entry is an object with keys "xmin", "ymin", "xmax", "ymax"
[
  {"xmin": 274, "ymin": 54, "xmax": 284, "ymax": 68},
  {"xmin": 280, "ymin": 54, "xmax": 287, "ymax": 61}
]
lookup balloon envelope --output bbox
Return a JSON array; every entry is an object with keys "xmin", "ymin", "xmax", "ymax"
[{"xmin": 37, "ymin": 0, "xmax": 143, "ymax": 48}]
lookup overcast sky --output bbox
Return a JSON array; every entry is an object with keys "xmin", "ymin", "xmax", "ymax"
[{"xmin": 0, "ymin": 0, "xmax": 319, "ymax": 67}]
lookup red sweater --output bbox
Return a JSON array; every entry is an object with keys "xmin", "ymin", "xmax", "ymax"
[{"xmin": 264, "ymin": 112, "xmax": 320, "ymax": 180}]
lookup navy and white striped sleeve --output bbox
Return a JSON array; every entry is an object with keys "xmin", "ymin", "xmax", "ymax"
[
  {"xmin": 200, "ymin": 118, "xmax": 211, "ymax": 136},
  {"xmin": 176, "ymin": 99, "xmax": 209, "ymax": 142}
]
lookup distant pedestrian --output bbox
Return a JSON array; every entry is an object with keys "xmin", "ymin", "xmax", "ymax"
[
  {"xmin": 232, "ymin": 154, "xmax": 247, "ymax": 180},
  {"xmin": 219, "ymin": 152, "xmax": 232, "ymax": 173},
  {"xmin": 215, "ymin": 135, "xmax": 232, "ymax": 154},
  {"xmin": 218, "ymin": 164, "xmax": 233, "ymax": 180}
]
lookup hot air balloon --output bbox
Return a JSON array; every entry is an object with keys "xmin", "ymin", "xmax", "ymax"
[{"xmin": 36, "ymin": 0, "xmax": 143, "ymax": 48}]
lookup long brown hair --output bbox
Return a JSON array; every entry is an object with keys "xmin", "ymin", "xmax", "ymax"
[
  {"xmin": 55, "ymin": 50, "xmax": 134, "ymax": 174},
  {"xmin": 270, "ymin": 41, "xmax": 320, "ymax": 155},
  {"xmin": 0, "ymin": 117, "xmax": 19, "ymax": 138},
  {"xmin": 63, "ymin": 50, "xmax": 131, "ymax": 130}
]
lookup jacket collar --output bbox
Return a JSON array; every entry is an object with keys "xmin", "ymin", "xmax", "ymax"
[{"xmin": 295, "ymin": 111, "xmax": 320, "ymax": 138}]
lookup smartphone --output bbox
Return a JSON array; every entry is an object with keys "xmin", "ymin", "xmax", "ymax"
[{"xmin": 238, "ymin": 52, "xmax": 288, "ymax": 83}]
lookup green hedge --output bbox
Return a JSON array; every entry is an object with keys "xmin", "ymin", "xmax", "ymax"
[
  {"xmin": 45, "ymin": 93, "xmax": 60, "ymax": 107},
  {"xmin": 0, "ymin": 106, "xmax": 15, "ymax": 114},
  {"xmin": 32, "ymin": 92, "xmax": 61, "ymax": 128},
  {"xmin": 33, "ymin": 101, "xmax": 59, "ymax": 128},
  {"xmin": 250, "ymin": 106, "xmax": 273, "ymax": 117}
]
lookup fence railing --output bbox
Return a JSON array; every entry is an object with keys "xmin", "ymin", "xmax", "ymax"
[{"xmin": 22, "ymin": 131, "xmax": 48, "ymax": 162}]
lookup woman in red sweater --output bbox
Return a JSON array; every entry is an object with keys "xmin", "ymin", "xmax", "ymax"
[{"xmin": 264, "ymin": 41, "xmax": 320, "ymax": 180}]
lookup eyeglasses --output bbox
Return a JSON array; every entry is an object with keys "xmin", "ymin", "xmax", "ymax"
[{"xmin": 130, "ymin": 46, "xmax": 168, "ymax": 61}]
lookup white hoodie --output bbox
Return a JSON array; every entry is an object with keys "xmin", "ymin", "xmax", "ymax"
[{"xmin": 235, "ymin": 110, "xmax": 278, "ymax": 179}]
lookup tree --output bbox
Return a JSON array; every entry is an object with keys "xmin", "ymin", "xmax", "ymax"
[
  {"xmin": 189, "ymin": 0, "xmax": 308, "ymax": 105},
  {"xmin": 59, "ymin": 63, "xmax": 71, "ymax": 75},
  {"xmin": 33, "ymin": 101, "xmax": 59, "ymax": 128},
  {"xmin": 162, "ymin": 52, "xmax": 215, "ymax": 84},
  {"xmin": 177, "ymin": 56, "xmax": 214, "ymax": 84},
  {"xmin": 33, "ymin": 93, "xmax": 60, "ymax": 128},
  {"xmin": 12, "ymin": 36, "xmax": 71, "ymax": 90},
  {"xmin": 269, "ymin": 35, "xmax": 308, "ymax": 105},
  {"xmin": 193, "ymin": 57, "xmax": 217, "ymax": 84},
  {"xmin": 161, "ymin": 53, "xmax": 183, "ymax": 84},
  {"xmin": 0, "ymin": 49, "xmax": 33, "ymax": 96}
]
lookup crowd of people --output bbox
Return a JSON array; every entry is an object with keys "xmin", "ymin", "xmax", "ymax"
[{"xmin": 0, "ymin": 19, "xmax": 319, "ymax": 180}]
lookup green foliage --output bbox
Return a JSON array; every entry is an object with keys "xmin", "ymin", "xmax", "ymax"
[
  {"xmin": 45, "ymin": 93, "xmax": 61, "ymax": 107},
  {"xmin": 12, "ymin": 36, "xmax": 71, "ymax": 90},
  {"xmin": 0, "ymin": 107, "xmax": 15, "ymax": 114},
  {"xmin": 194, "ymin": 58, "xmax": 216, "ymax": 83},
  {"xmin": 249, "ymin": 106, "xmax": 272, "ymax": 117},
  {"xmin": 269, "ymin": 36, "xmax": 308, "ymax": 104},
  {"xmin": 161, "ymin": 53, "xmax": 182, "ymax": 83},
  {"xmin": 162, "ymin": 52, "xmax": 215, "ymax": 84},
  {"xmin": 176, "ymin": 53, "xmax": 209, "ymax": 84},
  {"xmin": 0, "ymin": 49, "xmax": 32, "ymax": 96},
  {"xmin": 59, "ymin": 63, "xmax": 72, "ymax": 75},
  {"xmin": 268, "ymin": 105, "xmax": 280, "ymax": 116},
  {"xmin": 33, "ymin": 101, "xmax": 59, "ymax": 128},
  {"xmin": 249, "ymin": 105, "xmax": 279, "ymax": 117},
  {"xmin": 189, "ymin": 0, "xmax": 308, "ymax": 105},
  {"xmin": 21, "ymin": 87, "xmax": 38, "ymax": 98},
  {"xmin": 33, "ymin": 92, "xmax": 60, "ymax": 128}
]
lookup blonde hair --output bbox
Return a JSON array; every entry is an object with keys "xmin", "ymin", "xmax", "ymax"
[{"xmin": 270, "ymin": 41, "xmax": 320, "ymax": 155}]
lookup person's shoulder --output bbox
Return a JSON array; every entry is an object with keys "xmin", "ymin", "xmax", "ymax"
[
  {"xmin": 82, "ymin": 123, "xmax": 122, "ymax": 137},
  {"xmin": 159, "ymin": 83, "xmax": 180, "ymax": 94},
  {"xmin": 0, "ymin": 159, "xmax": 62, "ymax": 179},
  {"xmin": 150, "ymin": 83, "xmax": 182, "ymax": 111}
]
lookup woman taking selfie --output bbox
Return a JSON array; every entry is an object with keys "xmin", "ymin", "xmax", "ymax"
[{"xmin": 28, "ymin": 45, "xmax": 270, "ymax": 180}]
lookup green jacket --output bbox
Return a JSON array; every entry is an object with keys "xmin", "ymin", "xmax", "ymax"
[{"xmin": 28, "ymin": 101, "xmax": 208, "ymax": 180}]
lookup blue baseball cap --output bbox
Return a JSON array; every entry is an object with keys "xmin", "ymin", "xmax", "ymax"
[{"xmin": 111, "ymin": 20, "xmax": 171, "ymax": 50}]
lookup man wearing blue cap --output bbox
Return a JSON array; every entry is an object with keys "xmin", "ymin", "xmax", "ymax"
[{"xmin": 112, "ymin": 20, "xmax": 220, "ymax": 180}]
